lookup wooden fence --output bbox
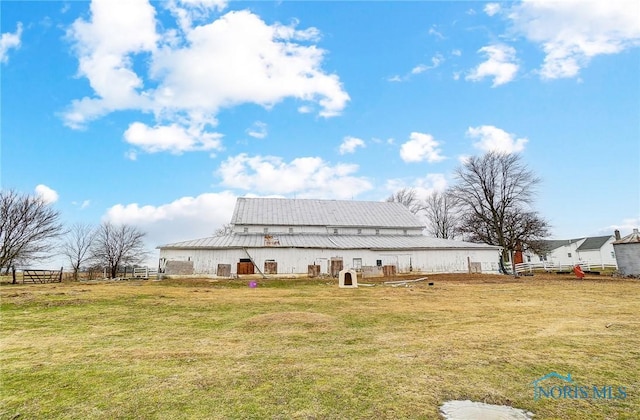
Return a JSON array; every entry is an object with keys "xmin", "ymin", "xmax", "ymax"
[
  {"xmin": 132, "ymin": 267, "xmax": 158, "ymax": 279},
  {"xmin": 514, "ymin": 261, "xmax": 617, "ymax": 275},
  {"xmin": 13, "ymin": 267, "xmax": 63, "ymax": 284}
]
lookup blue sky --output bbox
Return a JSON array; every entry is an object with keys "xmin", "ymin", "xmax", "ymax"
[{"xmin": 1, "ymin": 0, "xmax": 639, "ymax": 265}]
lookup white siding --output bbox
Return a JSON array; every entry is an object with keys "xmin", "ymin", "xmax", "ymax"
[{"xmin": 159, "ymin": 247, "xmax": 501, "ymax": 276}]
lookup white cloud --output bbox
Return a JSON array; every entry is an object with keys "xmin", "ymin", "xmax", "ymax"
[
  {"xmin": 217, "ymin": 153, "xmax": 372, "ymax": 199},
  {"xmin": 399, "ymin": 132, "xmax": 446, "ymax": 163},
  {"xmin": 64, "ymin": 3, "xmax": 349, "ymax": 155},
  {"xmin": 467, "ymin": 125, "xmax": 528, "ymax": 153},
  {"xmin": 601, "ymin": 217, "xmax": 640, "ymax": 237},
  {"xmin": 125, "ymin": 150, "xmax": 138, "ymax": 161},
  {"xmin": 428, "ymin": 26, "xmax": 444, "ymax": 39},
  {"xmin": 339, "ymin": 136, "xmax": 365, "ymax": 154},
  {"xmin": 246, "ymin": 121, "xmax": 268, "ymax": 139},
  {"xmin": 412, "ymin": 54, "xmax": 444, "ymax": 74},
  {"xmin": 451, "ymin": 49, "xmax": 462, "ymax": 57},
  {"xmin": 123, "ymin": 122, "xmax": 223, "ymax": 154},
  {"xmin": 466, "ymin": 44, "xmax": 519, "ymax": 87},
  {"xmin": 507, "ymin": 0, "xmax": 640, "ymax": 79},
  {"xmin": 385, "ymin": 173, "xmax": 448, "ymax": 200},
  {"xmin": 149, "ymin": 10, "xmax": 348, "ymax": 118},
  {"xmin": 72, "ymin": 199, "xmax": 91, "ymax": 209},
  {"xmin": 484, "ymin": 3, "xmax": 502, "ymax": 16},
  {"xmin": 1, "ymin": 23, "xmax": 23, "ymax": 64},
  {"xmin": 64, "ymin": 0, "xmax": 158, "ymax": 128},
  {"xmin": 35, "ymin": 184, "xmax": 59, "ymax": 204},
  {"xmin": 391, "ymin": 54, "xmax": 444, "ymax": 82},
  {"xmin": 105, "ymin": 191, "xmax": 238, "ymax": 248},
  {"xmin": 166, "ymin": 0, "xmax": 228, "ymax": 32}
]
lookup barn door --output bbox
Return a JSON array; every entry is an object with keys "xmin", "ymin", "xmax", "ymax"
[
  {"xmin": 237, "ymin": 259, "xmax": 255, "ymax": 275},
  {"xmin": 329, "ymin": 258, "xmax": 343, "ymax": 277}
]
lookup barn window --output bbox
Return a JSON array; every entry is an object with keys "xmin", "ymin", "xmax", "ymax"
[
  {"xmin": 376, "ymin": 259, "xmax": 382, "ymax": 267},
  {"xmin": 403, "ymin": 229, "xmax": 407, "ymax": 235},
  {"xmin": 357, "ymin": 228, "xmax": 362, "ymax": 234},
  {"xmin": 289, "ymin": 227, "xmax": 293, "ymax": 233},
  {"xmin": 568, "ymin": 252, "xmax": 572, "ymax": 258},
  {"xmin": 333, "ymin": 228, "xmax": 338, "ymax": 234},
  {"xmin": 264, "ymin": 227, "xmax": 269, "ymax": 233},
  {"xmin": 243, "ymin": 227, "xmax": 248, "ymax": 233},
  {"xmin": 375, "ymin": 229, "xmax": 380, "ymax": 235}
]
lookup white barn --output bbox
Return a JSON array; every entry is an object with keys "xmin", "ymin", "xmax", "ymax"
[{"xmin": 158, "ymin": 197, "xmax": 502, "ymax": 277}]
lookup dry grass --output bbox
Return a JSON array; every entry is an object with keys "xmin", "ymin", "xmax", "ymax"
[{"xmin": 1, "ymin": 273, "xmax": 638, "ymax": 419}]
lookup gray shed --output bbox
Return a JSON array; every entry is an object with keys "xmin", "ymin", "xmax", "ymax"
[{"xmin": 613, "ymin": 229, "xmax": 640, "ymax": 277}]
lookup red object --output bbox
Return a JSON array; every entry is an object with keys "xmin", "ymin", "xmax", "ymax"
[{"xmin": 573, "ymin": 265, "xmax": 585, "ymax": 279}]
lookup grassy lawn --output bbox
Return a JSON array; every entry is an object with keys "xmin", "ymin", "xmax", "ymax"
[{"xmin": 1, "ymin": 274, "xmax": 638, "ymax": 419}]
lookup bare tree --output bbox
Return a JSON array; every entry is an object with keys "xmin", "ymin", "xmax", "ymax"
[
  {"xmin": 386, "ymin": 188, "xmax": 424, "ymax": 214},
  {"xmin": 62, "ymin": 223, "xmax": 95, "ymax": 281},
  {"xmin": 0, "ymin": 189, "xmax": 65, "ymax": 272},
  {"xmin": 214, "ymin": 223, "xmax": 233, "ymax": 236},
  {"xmin": 423, "ymin": 190, "xmax": 460, "ymax": 239},
  {"xmin": 91, "ymin": 222, "xmax": 148, "ymax": 279},
  {"xmin": 450, "ymin": 152, "xmax": 551, "ymax": 274}
]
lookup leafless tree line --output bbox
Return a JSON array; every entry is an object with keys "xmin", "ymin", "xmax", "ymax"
[
  {"xmin": 386, "ymin": 187, "xmax": 461, "ymax": 239},
  {"xmin": 1, "ymin": 190, "xmax": 148, "ymax": 279},
  {"xmin": 388, "ymin": 152, "xmax": 551, "ymax": 269}
]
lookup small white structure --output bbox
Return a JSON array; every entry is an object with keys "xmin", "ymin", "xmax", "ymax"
[
  {"xmin": 613, "ymin": 229, "xmax": 640, "ymax": 277},
  {"xmin": 339, "ymin": 269, "xmax": 358, "ymax": 288}
]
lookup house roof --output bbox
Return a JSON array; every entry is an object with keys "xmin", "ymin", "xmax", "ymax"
[
  {"xmin": 158, "ymin": 234, "xmax": 501, "ymax": 251},
  {"xmin": 230, "ymin": 197, "xmax": 425, "ymax": 229},
  {"xmin": 540, "ymin": 239, "xmax": 582, "ymax": 251},
  {"xmin": 539, "ymin": 235, "xmax": 614, "ymax": 252},
  {"xmin": 576, "ymin": 235, "xmax": 613, "ymax": 251}
]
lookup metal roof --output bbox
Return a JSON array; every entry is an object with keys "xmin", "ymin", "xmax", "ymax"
[
  {"xmin": 159, "ymin": 234, "xmax": 500, "ymax": 251},
  {"xmin": 576, "ymin": 235, "xmax": 613, "ymax": 251},
  {"xmin": 614, "ymin": 229, "xmax": 640, "ymax": 245},
  {"xmin": 230, "ymin": 197, "xmax": 425, "ymax": 229}
]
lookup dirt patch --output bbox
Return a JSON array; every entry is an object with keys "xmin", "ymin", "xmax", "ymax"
[{"xmin": 244, "ymin": 311, "xmax": 336, "ymax": 331}]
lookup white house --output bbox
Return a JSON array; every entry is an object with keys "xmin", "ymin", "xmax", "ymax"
[
  {"xmin": 525, "ymin": 235, "xmax": 617, "ymax": 269},
  {"xmin": 158, "ymin": 197, "xmax": 502, "ymax": 277}
]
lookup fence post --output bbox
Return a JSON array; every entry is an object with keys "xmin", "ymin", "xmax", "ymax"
[
  {"xmin": 12, "ymin": 266, "xmax": 16, "ymax": 284},
  {"xmin": 59, "ymin": 267, "xmax": 63, "ymax": 283}
]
